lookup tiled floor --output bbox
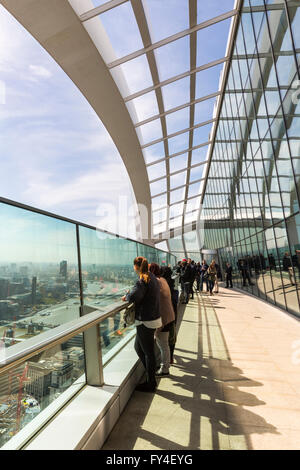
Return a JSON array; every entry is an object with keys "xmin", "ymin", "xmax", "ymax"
[{"xmin": 102, "ymin": 287, "xmax": 300, "ymax": 450}]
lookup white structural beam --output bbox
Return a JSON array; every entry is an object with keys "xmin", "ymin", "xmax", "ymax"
[
  {"xmin": 124, "ymin": 57, "xmax": 229, "ymax": 102},
  {"xmin": 134, "ymin": 92, "xmax": 221, "ymax": 128},
  {"xmin": 146, "ymin": 140, "xmax": 212, "ymax": 167},
  {"xmin": 141, "ymin": 119, "xmax": 216, "ymax": 149},
  {"xmin": 79, "ymin": 0, "xmax": 128, "ymax": 22}
]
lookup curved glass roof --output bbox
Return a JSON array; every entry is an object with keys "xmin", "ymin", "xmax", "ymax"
[
  {"xmin": 1, "ymin": 0, "xmax": 242, "ymax": 257},
  {"xmin": 71, "ymin": 0, "xmax": 238, "ymax": 254}
]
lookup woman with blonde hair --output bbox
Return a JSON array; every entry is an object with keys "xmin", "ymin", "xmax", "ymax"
[{"xmin": 122, "ymin": 256, "xmax": 161, "ymax": 392}]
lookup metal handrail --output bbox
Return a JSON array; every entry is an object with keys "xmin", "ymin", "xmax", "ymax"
[
  {"xmin": 0, "ymin": 300, "xmax": 129, "ymax": 376},
  {"xmin": 0, "ymin": 196, "xmax": 172, "ymax": 257}
]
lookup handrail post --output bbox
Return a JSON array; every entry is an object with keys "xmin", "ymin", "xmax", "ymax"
[{"xmin": 81, "ymin": 305, "xmax": 104, "ymax": 386}]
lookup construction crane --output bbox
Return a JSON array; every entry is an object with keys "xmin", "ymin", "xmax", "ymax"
[{"xmin": 15, "ymin": 363, "xmax": 29, "ymax": 434}]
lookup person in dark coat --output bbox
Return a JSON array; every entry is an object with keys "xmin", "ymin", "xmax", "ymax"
[
  {"xmin": 199, "ymin": 260, "xmax": 209, "ymax": 292},
  {"xmin": 180, "ymin": 259, "xmax": 193, "ymax": 304},
  {"xmin": 268, "ymin": 253, "xmax": 276, "ymax": 271},
  {"xmin": 122, "ymin": 256, "xmax": 161, "ymax": 393},
  {"xmin": 225, "ymin": 262, "xmax": 233, "ymax": 288},
  {"xmin": 189, "ymin": 259, "xmax": 196, "ymax": 299}
]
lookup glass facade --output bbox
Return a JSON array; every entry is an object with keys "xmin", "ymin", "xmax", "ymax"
[
  {"xmin": 0, "ymin": 199, "xmax": 176, "ymax": 448},
  {"xmin": 202, "ymin": 0, "xmax": 300, "ymax": 318}
]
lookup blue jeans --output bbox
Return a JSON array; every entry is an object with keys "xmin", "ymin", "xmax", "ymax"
[
  {"xmin": 200, "ymin": 276, "xmax": 209, "ymax": 292},
  {"xmin": 208, "ymin": 279, "xmax": 215, "ymax": 293}
]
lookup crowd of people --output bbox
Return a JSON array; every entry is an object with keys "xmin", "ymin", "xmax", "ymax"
[
  {"xmin": 174, "ymin": 258, "xmax": 233, "ymax": 301},
  {"xmin": 121, "ymin": 255, "xmax": 230, "ymax": 393},
  {"xmin": 118, "ymin": 251, "xmax": 300, "ymax": 393}
]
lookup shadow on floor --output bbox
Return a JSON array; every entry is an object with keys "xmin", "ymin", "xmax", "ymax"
[{"xmin": 102, "ymin": 294, "xmax": 279, "ymax": 450}]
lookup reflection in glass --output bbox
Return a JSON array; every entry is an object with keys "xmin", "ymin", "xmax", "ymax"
[
  {"xmin": 0, "ymin": 333, "xmax": 85, "ymax": 447},
  {"xmin": 0, "ymin": 203, "xmax": 80, "ymax": 351},
  {"xmin": 201, "ymin": 3, "xmax": 300, "ymax": 318}
]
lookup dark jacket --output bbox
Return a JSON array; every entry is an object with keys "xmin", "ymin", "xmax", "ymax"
[
  {"xmin": 126, "ymin": 271, "xmax": 161, "ymax": 322},
  {"xmin": 199, "ymin": 263, "xmax": 208, "ymax": 277},
  {"xmin": 181, "ymin": 264, "xmax": 193, "ymax": 283},
  {"xmin": 226, "ymin": 266, "xmax": 233, "ymax": 277},
  {"xmin": 190, "ymin": 264, "xmax": 197, "ymax": 282}
]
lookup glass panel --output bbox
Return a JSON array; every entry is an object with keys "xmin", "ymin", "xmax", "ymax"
[
  {"xmin": 194, "ymin": 97, "xmax": 217, "ymax": 124},
  {"xmin": 0, "ymin": 333, "xmax": 85, "ymax": 447},
  {"xmin": 170, "ymin": 188, "xmax": 185, "ymax": 204},
  {"xmin": 169, "ymin": 153, "xmax": 188, "ymax": 172},
  {"xmin": 197, "ymin": 0, "xmax": 235, "ymax": 22},
  {"xmin": 170, "ymin": 170, "xmax": 187, "ymax": 189},
  {"xmin": 195, "ymin": 63, "xmax": 224, "ymax": 98},
  {"xmin": 286, "ymin": 214, "xmax": 300, "ymax": 316},
  {"xmin": 137, "ymin": 119, "xmax": 163, "ymax": 146},
  {"xmin": 150, "ymin": 178, "xmax": 167, "ymax": 196},
  {"xmin": 115, "ymin": 54, "xmax": 154, "ymax": 95},
  {"xmin": 190, "ymin": 165, "xmax": 204, "ymax": 182},
  {"xmin": 99, "ymin": 2, "xmax": 144, "ymax": 59},
  {"xmin": 184, "ymin": 230, "xmax": 199, "ymax": 253},
  {"xmin": 142, "ymin": 141, "xmax": 165, "ymax": 164},
  {"xmin": 196, "ymin": 18, "xmax": 231, "ymax": 66},
  {"xmin": 162, "ymin": 77, "xmax": 190, "ymax": 110},
  {"xmin": 79, "ymin": 227, "xmax": 137, "ymax": 309},
  {"xmin": 145, "ymin": 0, "xmax": 189, "ymax": 42},
  {"xmin": 165, "ymin": 108, "xmax": 190, "ymax": 135},
  {"xmin": 128, "ymin": 91, "xmax": 159, "ymax": 124},
  {"xmin": 168, "ymin": 132, "xmax": 189, "ymax": 155},
  {"xmin": 0, "ymin": 203, "xmax": 80, "ymax": 350},
  {"xmin": 287, "ymin": 1, "xmax": 300, "ymax": 49},
  {"xmin": 147, "ymin": 161, "xmax": 166, "ymax": 181},
  {"xmin": 155, "ymin": 36, "xmax": 190, "ymax": 82}
]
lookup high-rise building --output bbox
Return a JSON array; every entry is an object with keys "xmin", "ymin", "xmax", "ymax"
[
  {"xmin": 31, "ymin": 276, "xmax": 37, "ymax": 305},
  {"xmin": 59, "ymin": 261, "xmax": 67, "ymax": 280},
  {"xmin": 0, "ymin": 279, "xmax": 9, "ymax": 299}
]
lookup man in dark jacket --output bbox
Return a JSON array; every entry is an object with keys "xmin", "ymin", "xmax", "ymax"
[
  {"xmin": 180, "ymin": 259, "xmax": 192, "ymax": 304},
  {"xmin": 225, "ymin": 262, "xmax": 233, "ymax": 288},
  {"xmin": 189, "ymin": 259, "xmax": 197, "ymax": 299}
]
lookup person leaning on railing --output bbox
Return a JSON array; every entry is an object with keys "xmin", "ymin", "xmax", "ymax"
[
  {"xmin": 149, "ymin": 263, "xmax": 175, "ymax": 377},
  {"xmin": 122, "ymin": 256, "xmax": 161, "ymax": 393}
]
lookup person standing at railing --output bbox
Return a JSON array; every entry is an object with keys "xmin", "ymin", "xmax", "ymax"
[
  {"xmin": 160, "ymin": 265, "xmax": 178, "ymax": 365},
  {"xmin": 122, "ymin": 256, "xmax": 161, "ymax": 393},
  {"xmin": 149, "ymin": 263, "xmax": 175, "ymax": 377}
]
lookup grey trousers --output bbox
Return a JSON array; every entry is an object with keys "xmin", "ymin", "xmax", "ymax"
[{"xmin": 155, "ymin": 330, "xmax": 170, "ymax": 373}]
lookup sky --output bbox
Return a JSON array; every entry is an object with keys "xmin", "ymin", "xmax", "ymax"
[
  {"xmin": 0, "ymin": 4, "xmax": 137, "ymax": 239},
  {"xmin": 0, "ymin": 0, "xmax": 234, "ymax": 243}
]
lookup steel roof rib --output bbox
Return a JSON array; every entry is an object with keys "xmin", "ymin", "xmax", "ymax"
[
  {"xmin": 106, "ymin": 9, "xmax": 238, "ymax": 69},
  {"xmin": 123, "ymin": 57, "xmax": 229, "ymax": 102},
  {"xmin": 181, "ymin": 0, "xmax": 198, "ymax": 248},
  {"xmin": 80, "ymin": 0, "xmax": 129, "ymax": 21},
  {"xmin": 200, "ymin": 0, "xmax": 244, "ymax": 210},
  {"xmin": 129, "ymin": 0, "xmax": 171, "ymax": 235},
  {"xmin": 134, "ymin": 92, "xmax": 221, "ymax": 128}
]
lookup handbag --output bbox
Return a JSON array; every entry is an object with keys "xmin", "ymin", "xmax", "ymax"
[{"xmin": 123, "ymin": 303, "xmax": 135, "ymax": 327}]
